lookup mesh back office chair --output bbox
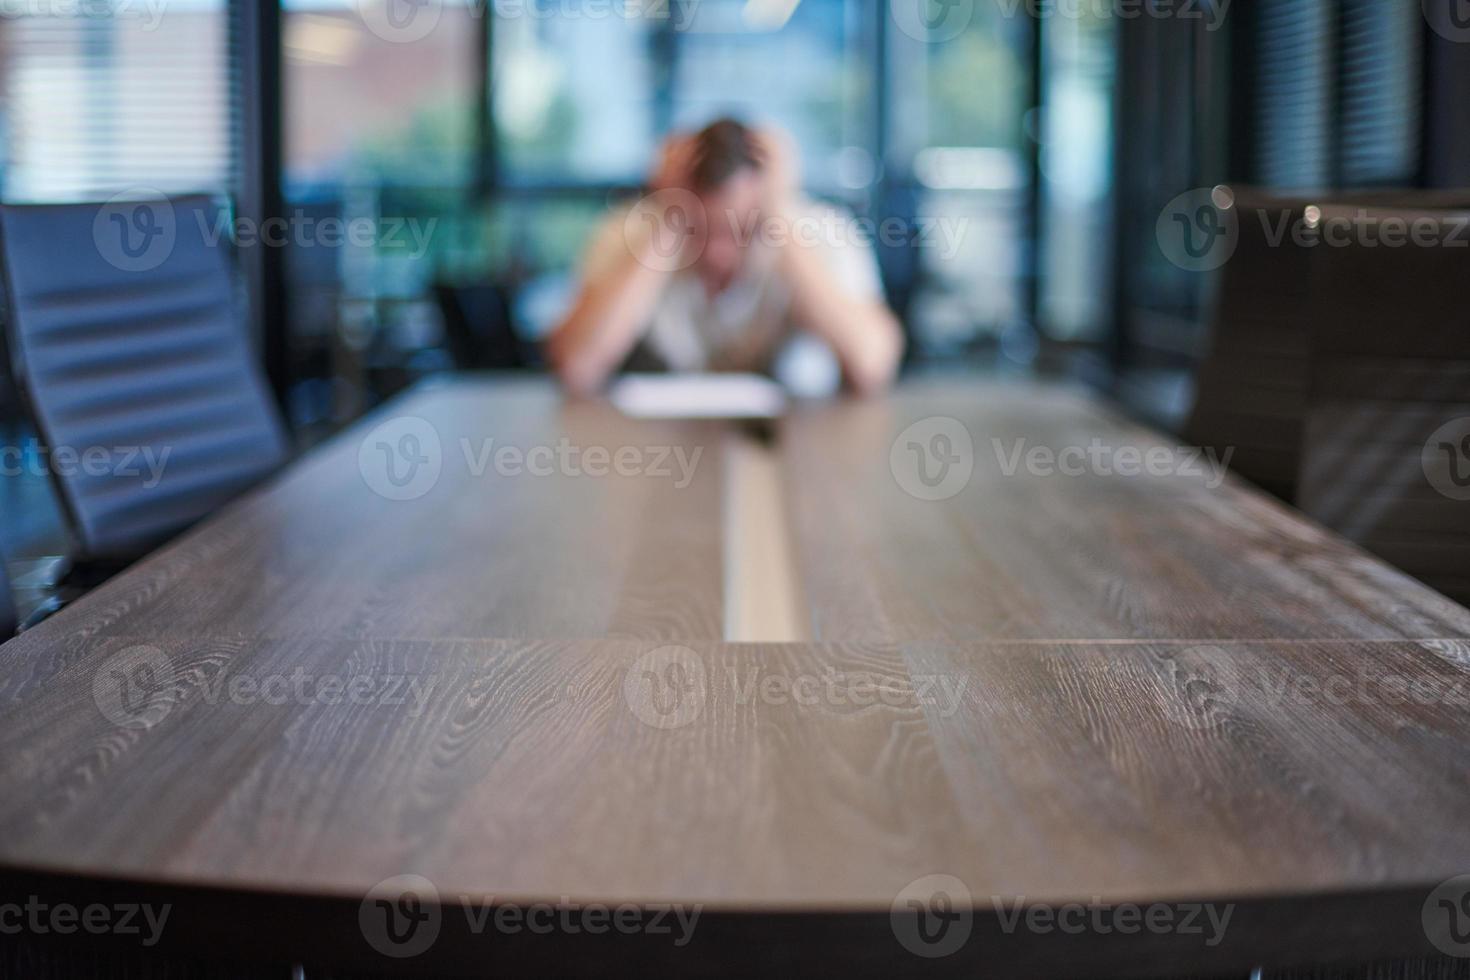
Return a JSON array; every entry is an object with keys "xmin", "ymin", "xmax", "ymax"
[
  {"xmin": 0, "ymin": 196, "xmax": 289, "ymax": 561},
  {"xmin": 1183, "ymin": 190, "xmax": 1317, "ymax": 502},
  {"xmin": 1296, "ymin": 203, "xmax": 1470, "ymax": 606}
]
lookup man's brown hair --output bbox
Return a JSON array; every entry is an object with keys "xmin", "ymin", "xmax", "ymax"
[{"xmin": 689, "ymin": 118, "xmax": 761, "ymax": 193}]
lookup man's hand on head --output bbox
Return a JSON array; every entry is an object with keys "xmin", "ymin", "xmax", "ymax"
[
  {"xmin": 750, "ymin": 129, "xmax": 800, "ymax": 214},
  {"xmin": 650, "ymin": 134, "xmax": 698, "ymax": 192}
]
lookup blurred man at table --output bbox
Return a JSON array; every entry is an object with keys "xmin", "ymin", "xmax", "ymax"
[{"xmin": 547, "ymin": 118, "xmax": 904, "ymax": 397}]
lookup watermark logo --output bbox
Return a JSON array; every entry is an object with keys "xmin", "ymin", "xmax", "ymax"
[
  {"xmin": 991, "ymin": 438, "xmax": 1234, "ymax": 488},
  {"xmin": 361, "ymin": 874, "xmax": 442, "ymax": 959},
  {"xmin": 358, "ymin": 875, "xmax": 701, "ymax": 958},
  {"xmin": 1157, "ymin": 186, "xmax": 1238, "ymax": 272},
  {"xmin": 0, "ymin": 0, "xmax": 169, "ymax": 29},
  {"xmin": 0, "ymin": 896, "xmax": 171, "ymax": 947},
  {"xmin": 729, "ymin": 667, "xmax": 968, "ymax": 717},
  {"xmin": 625, "ymin": 189, "xmax": 706, "ymax": 273},
  {"xmin": 1161, "ymin": 645, "xmax": 1242, "ymax": 731},
  {"xmin": 356, "ymin": 0, "xmax": 440, "ymax": 42},
  {"xmin": 460, "ymin": 438, "xmax": 701, "ymax": 487},
  {"xmin": 1425, "ymin": 875, "xmax": 1470, "ymax": 957},
  {"xmin": 729, "ymin": 210, "xmax": 970, "ymax": 262},
  {"xmin": 92, "ymin": 645, "xmax": 177, "ymax": 730},
  {"xmin": 891, "ymin": 0, "xmax": 976, "ymax": 42},
  {"xmin": 890, "ymin": 417, "xmax": 974, "ymax": 501},
  {"xmin": 995, "ymin": 0, "xmax": 1231, "ymax": 31},
  {"xmin": 0, "ymin": 440, "xmax": 171, "ymax": 488},
  {"xmin": 198, "ymin": 210, "xmax": 438, "ymax": 257},
  {"xmin": 1423, "ymin": 418, "xmax": 1470, "ymax": 502},
  {"xmin": 1424, "ymin": 0, "xmax": 1470, "ymax": 43},
  {"xmin": 93, "ymin": 190, "xmax": 176, "ymax": 273},
  {"xmin": 992, "ymin": 896, "xmax": 1234, "ymax": 946},
  {"xmin": 623, "ymin": 645, "xmax": 707, "ymax": 730},
  {"xmin": 358, "ymin": 416, "xmax": 443, "ymax": 501},
  {"xmin": 891, "ymin": 874, "xmax": 973, "ymax": 958}
]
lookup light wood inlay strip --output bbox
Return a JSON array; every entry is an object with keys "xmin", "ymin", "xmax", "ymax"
[{"xmin": 723, "ymin": 430, "xmax": 811, "ymax": 642}]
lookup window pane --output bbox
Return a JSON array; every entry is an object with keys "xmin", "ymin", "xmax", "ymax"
[
  {"xmin": 887, "ymin": 2, "xmax": 1030, "ymax": 352},
  {"xmin": 669, "ymin": 0, "xmax": 875, "ymax": 194},
  {"xmin": 1039, "ymin": 8, "xmax": 1115, "ymax": 342},
  {"xmin": 0, "ymin": 0, "xmax": 234, "ymax": 202},
  {"xmin": 284, "ymin": 0, "xmax": 478, "ymax": 192},
  {"xmin": 491, "ymin": 1, "xmax": 658, "ymax": 184}
]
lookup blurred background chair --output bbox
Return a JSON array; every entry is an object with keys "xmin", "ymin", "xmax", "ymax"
[
  {"xmin": 432, "ymin": 279, "xmax": 535, "ymax": 371},
  {"xmin": 0, "ymin": 196, "xmax": 290, "ymax": 564},
  {"xmin": 1183, "ymin": 190, "xmax": 1318, "ymax": 503},
  {"xmin": 1296, "ymin": 202, "xmax": 1470, "ymax": 606}
]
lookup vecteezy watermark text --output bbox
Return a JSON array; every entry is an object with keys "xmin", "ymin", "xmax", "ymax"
[
  {"xmin": 357, "ymin": 416, "xmax": 704, "ymax": 501},
  {"xmin": 91, "ymin": 193, "xmax": 440, "ymax": 273},
  {"xmin": 991, "ymin": 896, "xmax": 1234, "ymax": 945},
  {"xmin": 355, "ymin": 0, "xmax": 699, "ymax": 45},
  {"xmin": 1158, "ymin": 187, "xmax": 1470, "ymax": 271},
  {"xmin": 1, "ymin": 439, "xmax": 170, "ymax": 488},
  {"xmin": 890, "ymin": 874, "xmax": 1235, "ymax": 959},
  {"xmin": 358, "ymin": 874, "xmax": 700, "ymax": 959},
  {"xmin": 623, "ymin": 192, "xmax": 971, "ymax": 273},
  {"xmin": 92, "ymin": 644, "xmax": 436, "ymax": 729},
  {"xmin": 0, "ymin": 0, "xmax": 167, "ymax": 28},
  {"xmin": 997, "ymin": 0, "xmax": 1230, "ymax": 30},
  {"xmin": 0, "ymin": 896, "xmax": 171, "ymax": 947},
  {"xmin": 197, "ymin": 210, "xmax": 438, "ymax": 258},
  {"xmin": 1159, "ymin": 641, "xmax": 1470, "ymax": 732},
  {"xmin": 991, "ymin": 438, "xmax": 1235, "ymax": 488},
  {"xmin": 621, "ymin": 646, "xmax": 970, "ymax": 731}
]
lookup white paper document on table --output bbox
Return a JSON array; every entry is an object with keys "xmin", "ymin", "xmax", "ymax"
[{"xmin": 609, "ymin": 373, "xmax": 788, "ymax": 420}]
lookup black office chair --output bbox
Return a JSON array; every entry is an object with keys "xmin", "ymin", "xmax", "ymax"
[
  {"xmin": 0, "ymin": 544, "xmax": 16, "ymax": 639},
  {"xmin": 1297, "ymin": 202, "xmax": 1470, "ymax": 606},
  {"xmin": 0, "ymin": 196, "xmax": 290, "ymax": 562},
  {"xmin": 432, "ymin": 279, "xmax": 532, "ymax": 370},
  {"xmin": 1183, "ymin": 189, "xmax": 1318, "ymax": 503}
]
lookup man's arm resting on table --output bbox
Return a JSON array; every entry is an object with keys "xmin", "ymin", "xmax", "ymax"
[
  {"xmin": 775, "ymin": 223, "xmax": 905, "ymax": 395},
  {"xmin": 546, "ymin": 247, "xmax": 669, "ymax": 396}
]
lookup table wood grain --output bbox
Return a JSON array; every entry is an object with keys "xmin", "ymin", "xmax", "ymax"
[
  {"xmin": 779, "ymin": 380, "xmax": 1470, "ymax": 643},
  {"xmin": 1, "ymin": 376, "xmax": 1468, "ymax": 977},
  {"xmin": 4, "ymin": 379, "xmax": 728, "ymax": 644}
]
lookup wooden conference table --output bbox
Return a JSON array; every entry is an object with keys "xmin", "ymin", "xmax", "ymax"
[{"xmin": 1, "ymin": 377, "xmax": 1469, "ymax": 978}]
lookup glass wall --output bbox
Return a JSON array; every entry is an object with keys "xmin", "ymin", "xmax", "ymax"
[
  {"xmin": 887, "ymin": 0, "xmax": 1030, "ymax": 354},
  {"xmin": 1037, "ymin": 7, "xmax": 1115, "ymax": 344},
  {"xmin": 280, "ymin": 0, "xmax": 481, "ymax": 425}
]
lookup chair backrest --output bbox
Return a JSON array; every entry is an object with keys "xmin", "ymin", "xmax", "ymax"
[
  {"xmin": 1297, "ymin": 202, "xmax": 1470, "ymax": 606},
  {"xmin": 0, "ymin": 196, "xmax": 289, "ymax": 560},
  {"xmin": 1184, "ymin": 190, "xmax": 1318, "ymax": 502},
  {"xmin": 433, "ymin": 281, "xmax": 527, "ymax": 370},
  {"xmin": 0, "ymin": 545, "xmax": 15, "ymax": 639}
]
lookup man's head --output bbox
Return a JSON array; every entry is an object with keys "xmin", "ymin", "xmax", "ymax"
[
  {"xmin": 689, "ymin": 118, "xmax": 762, "ymax": 194},
  {"xmin": 686, "ymin": 118, "xmax": 767, "ymax": 290}
]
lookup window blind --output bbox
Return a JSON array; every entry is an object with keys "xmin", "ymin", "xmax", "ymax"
[
  {"xmin": 1338, "ymin": 0, "xmax": 1421, "ymax": 186},
  {"xmin": 1254, "ymin": 0, "xmax": 1334, "ymax": 191},
  {"xmin": 0, "ymin": 1, "xmax": 239, "ymax": 202},
  {"xmin": 1254, "ymin": 0, "xmax": 1422, "ymax": 191}
]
